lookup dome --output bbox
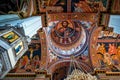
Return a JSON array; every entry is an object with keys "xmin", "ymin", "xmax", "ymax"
[{"xmin": 48, "ymin": 20, "xmax": 88, "ymax": 57}]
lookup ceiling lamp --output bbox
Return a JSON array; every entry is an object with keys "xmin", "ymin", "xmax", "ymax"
[
  {"xmin": 64, "ymin": 56, "xmax": 98, "ymax": 80},
  {"xmin": 64, "ymin": 69, "xmax": 97, "ymax": 80}
]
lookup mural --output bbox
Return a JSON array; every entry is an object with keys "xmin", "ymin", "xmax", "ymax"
[
  {"xmin": 93, "ymin": 26, "xmax": 120, "ymax": 71},
  {"xmin": 48, "ymin": 20, "xmax": 88, "ymax": 57},
  {"xmin": 72, "ymin": 0, "xmax": 108, "ymax": 12},
  {"xmin": 39, "ymin": 0, "xmax": 67, "ymax": 13},
  {"xmin": 90, "ymin": 14, "xmax": 120, "ymax": 72},
  {"xmin": 50, "ymin": 20, "xmax": 93, "ymax": 47},
  {"xmin": 54, "ymin": 0, "xmax": 67, "ymax": 12},
  {"xmin": 48, "ymin": 49, "xmax": 58, "ymax": 63},
  {"xmin": 40, "ymin": 0, "xmax": 108, "ymax": 12},
  {"xmin": 10, "ymin": 43, "xmax": 41, "ymax": 73},
  {"xmin": 46, "ymin": 19, "xmax": 96, "ymax": 59},
  {"xmin": 96, "ymin": 42, "xmax": 120, "ymax": 71},
  {"xmin": 51, "ymin": 20, "xmax": 81, "ymax": 45}
]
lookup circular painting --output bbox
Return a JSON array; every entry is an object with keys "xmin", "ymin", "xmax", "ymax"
[
  {"xmin": 51, "ymin": 20, "xmax": 81, "ymax": 46},
  {"xmin": 49, "ymin": 20, "xmax": 87, "ymax": 57}
]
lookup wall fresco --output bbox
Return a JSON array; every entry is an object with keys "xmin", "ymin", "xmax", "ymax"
[{"xmin": 10, "ymin": 43, "xmax": 41, "ymax": 73}]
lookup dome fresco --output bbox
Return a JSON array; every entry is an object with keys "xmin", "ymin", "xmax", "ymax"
[{"xmin": 47, "ymin": 20, "xmax": 88, "ymax": 57}]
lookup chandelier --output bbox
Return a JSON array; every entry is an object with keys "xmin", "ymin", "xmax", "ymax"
[
  {"xmin": 64, "ymin": 69, "xmax": 97, "ymax": 80},
  {"xmin": 64, "ymin": 56, "xmax": 98, "ymax": 80}
]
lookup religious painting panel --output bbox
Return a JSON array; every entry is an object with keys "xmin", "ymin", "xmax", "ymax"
[
  {"xmin": 1, "ymin": 31, "xmax": 20, "ymax": 44},
  {"xmin": 14, "ymin": 41, "xmax": 24, "ymax": 56},
  {"xmin": 51, "ymin": 20, "xmax": 81, "ymax": 46},
  {"xmin": 39, "ymin": 0, "xmax": 67, "ymax": 13},
  {"xmin": 72, "ymin": 0, "xmax": 108, "ymax": 12},
  {"xmin": 96, "ymin": 42, "xmax": 120, "ymax": 72},
  {"xmin": 10, "ymin": 43, "xmax": 41, "ymax": 73}
]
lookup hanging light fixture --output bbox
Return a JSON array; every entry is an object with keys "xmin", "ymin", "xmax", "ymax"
[{"xmin": 64, "ymin": 56, "xmax": 98, "ymax": 80}]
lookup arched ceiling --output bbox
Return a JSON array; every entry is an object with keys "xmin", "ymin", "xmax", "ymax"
[{"xmin": 1, "ymin": 0, "xmax": 120, "ymax": 78}]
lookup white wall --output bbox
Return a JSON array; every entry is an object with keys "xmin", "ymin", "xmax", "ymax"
[{"xmin": 109, "ymin": 15, "xmax": 120, "ymax": 34}]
